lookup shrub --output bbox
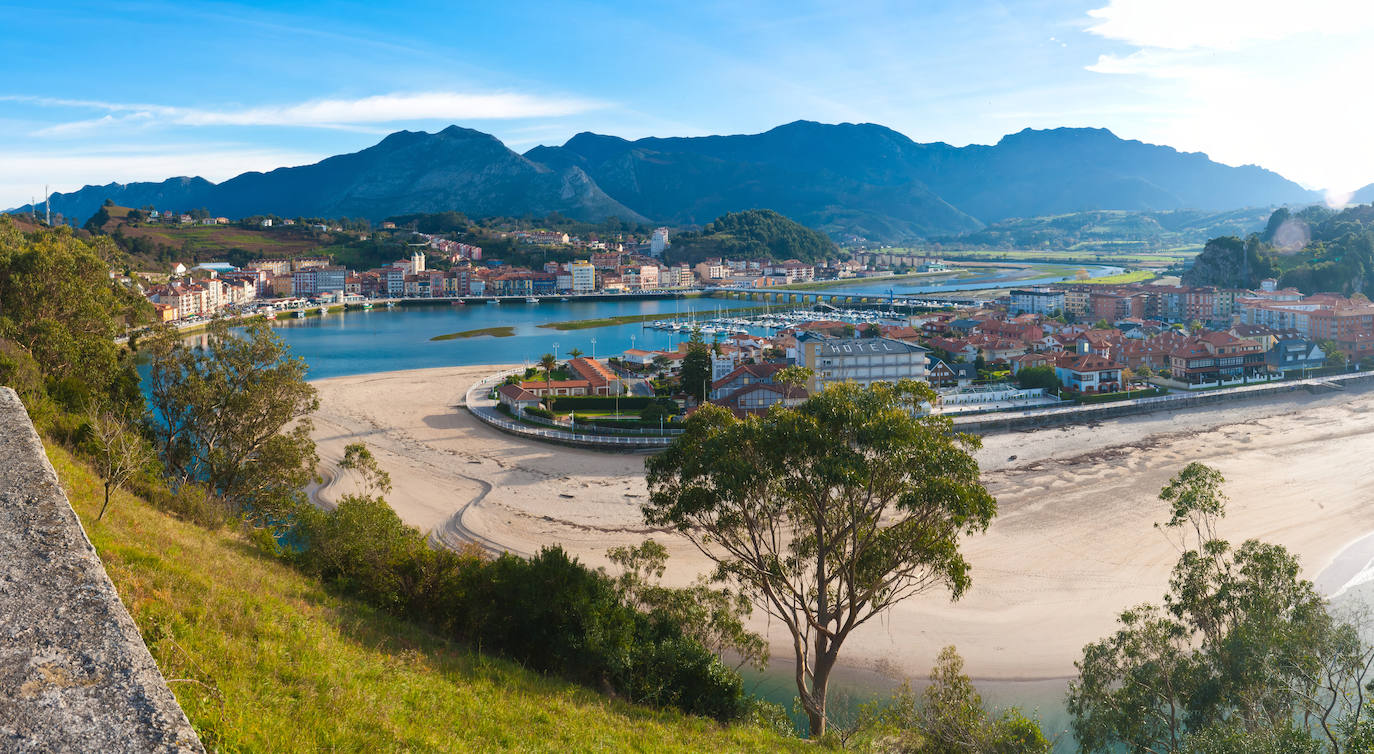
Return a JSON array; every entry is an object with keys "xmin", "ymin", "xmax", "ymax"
[
  {"xmin": 291, "ymin": 504, "xmax": 749, "ymax": 722},
  {"xmin": 524, "ymin": 405, "xmax": 554, "ymax": 420}
]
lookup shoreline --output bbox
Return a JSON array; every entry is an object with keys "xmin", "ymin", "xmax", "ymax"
[{"xmin": 306, "ymin": 363, "xmax": 1374, "ymax": 683}]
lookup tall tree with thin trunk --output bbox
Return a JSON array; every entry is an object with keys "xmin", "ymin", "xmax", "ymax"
[
  {"xmin": 539, "ymin": 352, "xmax": 557, "ymax": 393},
  {"xmin": 85, "ymin": 408, "xmax": 153, "ymax": 521},
  {"xmin": 644, "ymin": 380, "xmax": 997, "ymax": 737},
  {"xmin": 145, "ymin": 319, "xmax": 319, "ymax": 529}
]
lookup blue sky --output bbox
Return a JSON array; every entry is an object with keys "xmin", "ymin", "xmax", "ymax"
[{"xmin": 4, "ymin": 0, "xmax": 1373, "ymax": 207}]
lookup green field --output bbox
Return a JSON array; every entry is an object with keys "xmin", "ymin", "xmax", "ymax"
[
  {"xmin": 47, "ymin": 443, "xmax": 806, "ymax": 753},
  {"xmin": 1071, "ymin": 270, "xmax": 1159, "ymax": 285},
  {"xmin": 883, "ymin": 247, "xmax": 1200, "ymax": 266},
  {"xmin": 431, "ymin": 326, "xmax": 516, "ymax": 340}
]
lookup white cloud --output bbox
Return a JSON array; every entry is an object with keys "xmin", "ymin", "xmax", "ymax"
[
  {"xmin": 1085, "ymin": 0, "xmax": 1374, "ymax": 51},
  {"xmin": 1082, "ymin": 1, "xmax": 1374, "ymax": 194},
  {"xmin": 11, "ymin": 90, "xmax": 608, "ymax": 136},
  {"xmin": 0, "ymin": 145, "xmax": 325, "ymax": 209}
]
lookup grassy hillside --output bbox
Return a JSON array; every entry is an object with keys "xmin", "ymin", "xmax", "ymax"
[{"xmin": 46, "ymin": 443, "xmax": 806, "ymax": 753}]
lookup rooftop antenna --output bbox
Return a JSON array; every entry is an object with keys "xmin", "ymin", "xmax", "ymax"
[
  {"xmin": 30, "ymin": 196, "xmax": 36, "ymax": 222},
  {"xmin": 44, "ymin": 185, "xmax": 50, "ymax": 226}
]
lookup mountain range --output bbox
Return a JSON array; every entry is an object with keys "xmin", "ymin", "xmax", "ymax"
[{"xmin": 17, "ymin": 121, "xmax": 1327, "ymax": 242}]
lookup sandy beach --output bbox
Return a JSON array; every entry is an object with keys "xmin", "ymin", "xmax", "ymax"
[{"xmin": 308, "ymin": 364, "xmax": 1374, "ymax": 682}]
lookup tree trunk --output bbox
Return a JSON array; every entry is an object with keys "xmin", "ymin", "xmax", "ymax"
[
  {"xmin": 804, "ymin": 650, "xmax": 838, "ymax": 738},
  {"xmin": 98, "ymin": 482, "xmax": 112, "ymax": 521}
]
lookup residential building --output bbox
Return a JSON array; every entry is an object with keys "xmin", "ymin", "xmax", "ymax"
[
  {"xmin": 1266, "ymin": 335, "xmax": 1326, "ymax": 374},
  {"xmin": 650, "ymin": 227, "xmax": 669, "ymax": 256},
  {"xmin": 715, "ymin": 383, "xmax": 807, "ymax": 415},
  {"xmin": 570, "ymin": 261, "xmax": 596, "ymax": 294},
  {"xmin": 1168, "ymin": 332, "xmax": 1267, "ymax": 384},
  {"xmin": 800, "ymin": 336, "xmax": 929, "ymax": 393},
  {"xmin": 709, "ymin": 363, "xmax": 785, "ymax": 400},
  {"xmin": 1053, "ymin": 351, "xmax": 1122, "ymax": 394},
  {"xmin": 1009, "ymin": 288, "xmax": 1066, "ymax": 316},
  {"xmin": 497, "ymin": 384, "xmax": 543, "ymax": 414},
  {"xmin": 567, "ymin": 357, "xmax": 622, "ymax": 396}
]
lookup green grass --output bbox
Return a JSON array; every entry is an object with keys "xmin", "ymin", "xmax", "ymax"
[
  {"xmin": 431, "ymin": 326, "xmax": 516, "ymax": 341},
  {"xmin": 932, "ymin": 249, "xmax": 1199, "ymax": 265},
  {"xmin": 46, "ymin": 443, "xmax": 808, "ymax": 753},
  {"xmin": 1069, "ymin": 270, "xmax": 1159, "ymax": 285}
]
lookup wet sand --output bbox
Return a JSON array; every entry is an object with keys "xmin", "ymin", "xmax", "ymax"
[{"xmin": 308, "ymin": 365, "xmax": 1374, "ymax": 681}]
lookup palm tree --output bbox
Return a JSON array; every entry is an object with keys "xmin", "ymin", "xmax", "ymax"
[
  {"xmin": 539, "ymin": 352, "xmax": 557, "ymax": 393},
  {"xmin": 568, "ymin": 348, "xmax": 584, "ymax": 359}
]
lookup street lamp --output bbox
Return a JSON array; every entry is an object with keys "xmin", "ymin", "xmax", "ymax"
[
  {"xmin": 590, "ymin": 337, "xmax": 597, "ymax": 360},
  {"xmin": 553, "ymin": 342, "xmax": 560, "ymax": 361}
]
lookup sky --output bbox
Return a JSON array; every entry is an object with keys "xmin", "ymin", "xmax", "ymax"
[{"xmin": 3, "ymin": 0, "xmax": 1373, "ymax": 209}]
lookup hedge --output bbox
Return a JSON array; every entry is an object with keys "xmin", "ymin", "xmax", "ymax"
[
  {"xmin": 1076, "ymin": 386, "xmax": 1168, "ymax": 404},
  {"xmin": 550, "ymin": 396, "xmax": 654, "ymax": 411}
]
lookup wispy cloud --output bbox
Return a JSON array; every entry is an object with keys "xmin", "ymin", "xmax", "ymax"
[
  {"xmin": 1081, "ymin": 0, "xmax": 1374, "ymax": 194},
  {"xmin": 9, "ymin": 91, "xmax": 609, "ymax": 136}
]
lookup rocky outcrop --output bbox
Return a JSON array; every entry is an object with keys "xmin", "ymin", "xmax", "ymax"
[{"xmin": 0, "ymin": 388, "xmax": 203, "ymax": 753}]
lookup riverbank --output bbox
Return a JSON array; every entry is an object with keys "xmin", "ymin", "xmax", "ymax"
[{"xmin": 307, "ymin": 364, "xmax": 1374, "ymax": 684}]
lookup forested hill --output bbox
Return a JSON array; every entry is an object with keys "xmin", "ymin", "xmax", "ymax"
[
  {"xmin": 1183, "ymin": 204, "xmax": 1374, "ymax": 296},
  {"xmin": 664, "ymin": 209, "xmax": 837, "ymax": 264},
  {"xmin": 20, "ymin": 121, "xmax": 1323, "ymax": 244}
]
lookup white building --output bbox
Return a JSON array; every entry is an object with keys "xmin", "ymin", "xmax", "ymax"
[
  {"xmin": 1009, "ymin": 288, "xmax": 1066, "ymax": 316},
  {"xmin": 800, "ymin": 336, "xmax": 929, "ymax": 393},
  {"xmin": 650, "ymin": 227, "xmax": 670, "ymax": 256}
]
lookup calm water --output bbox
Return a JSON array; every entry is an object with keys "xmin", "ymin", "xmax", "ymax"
[
  {"xmin": 247, "ymin": 297, "xmax": 763, "ymax": 380},
  {"xmin": 250, "ymin": 262, "xmax": 1115, "ymax": 380}
]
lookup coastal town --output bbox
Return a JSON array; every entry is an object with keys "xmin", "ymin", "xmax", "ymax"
[{"xmin": 120, "ymin": 206, "xmax": 1374, "ymax": 429}]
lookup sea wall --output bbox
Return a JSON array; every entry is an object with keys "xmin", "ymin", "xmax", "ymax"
[
  {"xmin": 953, "ymin": 371, "xmax": 1374, "ymax": 434},
  {"xmin": 0, "ymin": 388, "xmax": 203, "ymax": 752}
]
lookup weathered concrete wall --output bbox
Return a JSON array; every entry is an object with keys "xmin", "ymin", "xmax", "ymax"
[{"xmin": 0, "ymin": 388, "xmax": 203, "ymax": 752}]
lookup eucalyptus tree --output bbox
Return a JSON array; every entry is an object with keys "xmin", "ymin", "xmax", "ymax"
[{"xmin": 644, "ymin": 380, "xmax": 997, "ymax": 737}]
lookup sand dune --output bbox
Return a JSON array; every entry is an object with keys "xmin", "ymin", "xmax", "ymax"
[{"xmin": 309, "ymin": 365, "xmax": 1374, "ymax": 681}]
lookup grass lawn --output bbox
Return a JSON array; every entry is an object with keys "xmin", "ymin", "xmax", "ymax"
[
  {"xmin": 46, "ymin": 443, "xmax": 807, "ymax": 753},
  {"xmin": 431, "ymin": 326, "xmax": 516, "ymax": 341},
  {"xmin": 1071, "ymin": 270, "xmax": 1159, "ymax": 285}
]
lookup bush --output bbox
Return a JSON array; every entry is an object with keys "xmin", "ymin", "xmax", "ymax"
[
  {"xmin": 525, "ymin": 405, "xmax": 554, "ymax": 420},
  {"xmin": 292, "ymin": 504, "xmax": 748, "ymax": 722}
]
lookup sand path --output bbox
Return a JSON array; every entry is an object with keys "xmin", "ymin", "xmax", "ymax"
[{"xmin": 309, "ymin": 365, "xmax": 1374, "ymax": 681}]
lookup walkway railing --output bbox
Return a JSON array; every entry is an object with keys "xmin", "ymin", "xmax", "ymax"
[{"xmin": 464, "ymin": 374, "xmax": 677, "ymax": 449}]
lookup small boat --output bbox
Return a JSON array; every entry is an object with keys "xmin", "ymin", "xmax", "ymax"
[
  {"xmin": 318, "ymin": 306, "xmax": 328, "ymax": 315},
  {"xmin": 360, "ymin": 302, "xmax": 373, "ymax": 310},
  {"xmin": 486, "ymin": 298, "xmax": 500, "ymax": 305},
  {"xmin": 560, "ymin": 297, "xmax": 570, "ymax": 302},
  {"xmin": 293, "ymin": 310, "xmax": 305, "ymax": 319},
  {"xmin": 385, "ymin": 301, "xmax": 396, "ymax": 309},
  {"xmin": 525, "ymin": 297, "xmax": 540, "ymax": 304},
  {"xmin": 450, "ymin": 300, "xmax": 466, "ymax": 306}
]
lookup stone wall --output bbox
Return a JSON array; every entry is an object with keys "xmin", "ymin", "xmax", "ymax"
[{"xmin": 0, "ymin": 387, "xmax": 203, "ymax": 752}]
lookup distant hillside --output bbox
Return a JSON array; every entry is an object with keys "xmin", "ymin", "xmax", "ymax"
[
  {"xmin": 666, "ymin": 209, "xmax": 838, "ymax": 264},
  {"xmin": 1183, "ymin": 204, "xmax": 1374, "ymax": 296},
  {"xmin": 21, "ymin": 121, "xmax": 1325, "ymax": 243},
  {"xmin": 936, "ymin": 208, "xmax": 1273, "ymax": 252}
]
